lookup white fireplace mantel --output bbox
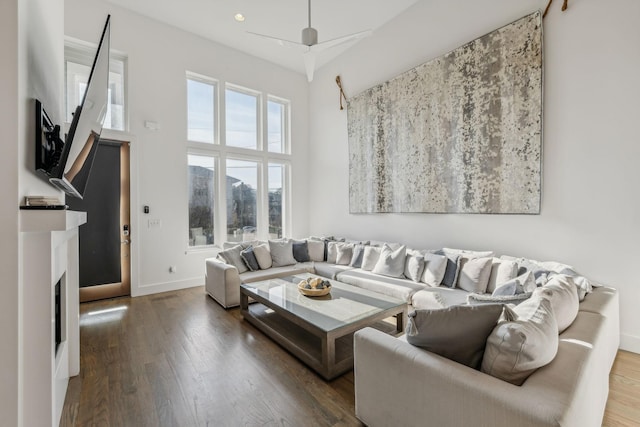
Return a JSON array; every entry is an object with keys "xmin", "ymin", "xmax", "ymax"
[{"xmin": 20, "ymin": 209, "xmax": 86, "ymax": 427}]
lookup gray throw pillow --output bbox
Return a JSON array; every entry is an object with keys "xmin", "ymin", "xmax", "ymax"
[
  {"xmin": 268, "ymin": 239, "xmax": 296, "ymax": 267},
  {"xmin": 292, "ymin": 240, "xmax": 310, "ymax": 262},
  {"xmin": 217, "ymin": 245, "xmax": 248, "ymax": 274},
  {"xmin": 406, "ymin": 304, "xmax": 504, "ymax": 369},
  {"xmin": 372, "ymin": 244, "xmax": 407, "ymax": 278},
  {"xmin": 435, "ymin": 250, "xmax": 460, "ymax": 288},
  {"xmin": 240, "ymin": 247, "xmax": 260, "ymax": 271},
  {"xmin": 421, "ymin": 252, "xmax": 448, "ymax": 286},
  {"xmin": 349, "ymin": 244, "xmax": 366, "ymax": 268},
  {"xmin": 404, "ymin": 254, "xmax": 425, "ymax": 282}
]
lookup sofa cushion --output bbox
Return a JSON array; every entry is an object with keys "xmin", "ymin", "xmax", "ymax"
[
  {"xmin": 481, "ymin": 293, "xmax": 558, "ymax": 386},
  {"xmin": 421, "ymin": 253, "xmax": 447, "ymax": 287},
  {"xmin": 306, "ymin": 239, "xmax": 325, "ymax": 262},
  {"xmin": 269, "ymin": 239, "xmax": 297, "ymax": 267},
  {"xmin": 373, "ymin": 244, "xmax": 407, "ymax": 278},
  {"xmin": 457, "ymin": 257, "xmax": 493, "ymax": 293},
  {"xmin": 336, "ymin": 244, "xmax": 354, "ymax": 265},
  {"xmin": 239, "ymin": 264, "xmax": 314, "ymax": 283},
  {"xmin": 406, "ymin": 304, "xmax": 504, "ymax": 369},
  {"xmin": 404, "ymin": 253, "xmax": 425, "ymax": 282},
  {"xmin": 336, "ymin": 269, "xmax": 425, "ymax": 303},
  {"xmin": 240, "ymin": 247, "xmax": 260, "ymax": 272},
  {"xmin": 487, "ymin": 258, "xmax": 518, "ymax": 294},
  {"xmin": 361, "ymin": 246, "xmax": 382, "ymax": 271},
  {"xmin": 217, "ymin": 245, "xmax": 249, "ymax": 274},
  {"xmin": 313, "ymin": 262, "xmax": 354, "ymax": 280},
  {"xmin": 539, "ymin": 275, "xmax": 579, "ymax": 333},
  {"xmin": 292, "ymin": 240, "xmax": 310, "ymax": 263},
  {"xmin": 253, "ymin": 243, "xmax": 272, "ymax": 269}
]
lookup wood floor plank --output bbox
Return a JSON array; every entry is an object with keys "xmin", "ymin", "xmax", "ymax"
[{"xmin": 62, "ymin": 286, "xmax": 640, "ymax": 427}]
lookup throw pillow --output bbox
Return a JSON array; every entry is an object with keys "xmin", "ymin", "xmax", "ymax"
[
  {"xmin": 253, "ymin": 244, "xmax": 272, "ymax": 269},
  {"xmin": 435, "ymin": 249, "xmax": 461, "ymax": 288},
  {"xmin": 539, "ymin": 275, "xmax": 579, "ymax": 333},
  {"xmin": 456, "ymin": 257, "xmax": 493, "ymax": 293},
  {"xmin": 240, "ymin": 246, "xmax": 260, "ymax": 272},
  {"xmin": 486, "ymin": 259, "xmax": 519, "ymax": 294},
  {"xmin": 361, "ymin": 246, "xmax": 382, "ymax": 271},
  {"xmin": 404, "ymin": 254, "xmax": 426, "ymax": 282},
  {"xmin": 349, "ymin": 244, "xmax": 366, "ymax": 268},
  {"xmin": 372, "ymin": 244, "xmax": 407, "ymax": 278},
  {"xmin": 306, "ymin": 239, "xmax": 325, "ymax": 262},
  {"xmin": 467, "ymin": 292, "xmax": 532, "ymax": 305},
  {"xmin": 421, "ymin": 252, "xmax": 448, "ymax": 287},
  {"xmin": 292, "ymin": 240, "xmax": 310, "ymax": 263},
  {"xmin": 492, "ymin": 271, "xmax": 536, "ymax": 296},
  {"xmin": 406, "ymin": 304, "xmax": 504, "ymax": 369},
  {"xmin": 326, "ymin": 241, "xmax": 342, "ymax": 264},
  {"xmin": 269, "ymin": 239, "xmax": 296, "ymax": 267},
  {"xmin": 481, "ymin": 293, "xmax": 559, "ymax": 386},
  {"xmin": 217, "ymin": 245, "xmax": 248, "ymax": 274},
  {"xmin": 336, "ymin": 244, "xmax": 354, "ymax": 265}
]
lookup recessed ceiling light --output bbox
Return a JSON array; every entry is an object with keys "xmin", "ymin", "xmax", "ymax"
[{"xmin": 234, "ymin": 13, "xmax": 245, "ymax": 22}]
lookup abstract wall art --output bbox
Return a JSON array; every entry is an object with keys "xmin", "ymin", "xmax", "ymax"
[{"xmin": 347, "ymin": 11, "xmax": 543, "ymax": 214}]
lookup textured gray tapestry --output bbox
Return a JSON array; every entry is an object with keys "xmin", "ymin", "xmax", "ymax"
[{"xmin": 347, "ymin": 11, "xmax": 543, "ymax": 214}]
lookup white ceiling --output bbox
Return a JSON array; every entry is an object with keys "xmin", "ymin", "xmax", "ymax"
[{"xmin": 106, "ymin": 0, "xmax": 418, "ymax": 77}]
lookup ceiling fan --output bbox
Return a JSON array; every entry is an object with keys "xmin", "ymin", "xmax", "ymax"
[{"xmin": 247, "ymin": 0, "xmax": 372, "ymax": 82}]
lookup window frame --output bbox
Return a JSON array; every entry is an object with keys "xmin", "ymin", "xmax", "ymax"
[
  {"xmin": 186, "ymin": 150, "xmax": 218, "ymax": 249},
  {"xmin": 186, "ymin": 72, "xmax": 219, "ymax": 145},
  {"xmin": 266, "ymin": 95, "xmax": 291, "ymax": 155},
  {"xmin": 224, "ymin": 83, "xmax": 262, "ymax": 151}
]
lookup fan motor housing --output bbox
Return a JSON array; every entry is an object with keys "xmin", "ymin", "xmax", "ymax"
[{"xmin": 302, "ymin": 27, "xmax": 318, "ymax": 46}]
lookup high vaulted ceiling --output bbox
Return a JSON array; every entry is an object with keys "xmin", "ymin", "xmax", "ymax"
[{"xmin": 106, "ymin": 0, "xmax": 418, "ymax": 78}]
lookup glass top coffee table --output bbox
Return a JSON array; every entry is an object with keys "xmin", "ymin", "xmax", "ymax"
[{"xmin": 240, "ymin": 272, "xmax": 406, "ymax": 380}]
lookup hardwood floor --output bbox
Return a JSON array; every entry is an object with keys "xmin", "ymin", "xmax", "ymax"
[{"xmin": 61, "ymin": 286, "xmax": 640, "ymax": 427}]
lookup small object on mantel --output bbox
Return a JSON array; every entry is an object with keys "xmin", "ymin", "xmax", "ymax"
[{"xmin": 336, "ymin": 75, "xmax": 347, "ymax": 110}]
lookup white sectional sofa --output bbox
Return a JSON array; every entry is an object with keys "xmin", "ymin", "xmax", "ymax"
[{"xmin": 205, "ymin": 237, "xmax": 620, "ymax": 426}]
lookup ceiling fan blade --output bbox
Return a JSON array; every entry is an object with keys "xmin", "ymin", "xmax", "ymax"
[
  {"xmin": 310, "ymin": 30, "xmax": 373, "ymax": 53},
  {"xmin": 246, "ymin": 31, "xmax": 307, "ymax": 50},
  {"xmin": 302, "ymin": 51, "xmax": 316, "ymax": 82}
]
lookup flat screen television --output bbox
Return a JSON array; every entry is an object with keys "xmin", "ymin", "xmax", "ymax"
[{"xmin": 35, "ymin": 15, "xmax": 111, "ymax": 199}]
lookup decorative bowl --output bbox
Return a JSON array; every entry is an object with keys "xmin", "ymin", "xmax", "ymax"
[{"xmin": 297, "ymin": 278, "xmax": 332, "ymax": 297}]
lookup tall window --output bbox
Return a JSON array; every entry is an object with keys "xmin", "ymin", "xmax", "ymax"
[
  {"xmin": 188, "ymin": 154, "xmax": 215, "ymax": 247},
  {"xmin": 187, "ymin": 78, "xmax": 215, "ymax": 143},
  {"xmin": 65, "ymin": 42, "xmax": 126, "ymax": 131},
  {"xmin": 225, "ymin": 88, "xmax": 258, "ymax": 150},
  {"xmin": 186, "ymin": 73, "xmax": 291, "ymax": 248}
]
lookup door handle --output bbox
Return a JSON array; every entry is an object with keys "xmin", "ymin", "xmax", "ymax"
[{"xmin": 121, "ymin": 239, "xmax": 130, "ymax": 244}]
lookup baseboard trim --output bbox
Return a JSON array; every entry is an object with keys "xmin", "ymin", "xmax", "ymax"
[
  {"xmin": 132, "ymin": 276, "xmax": 203, "ymax": 297},
  {"xmin": 620, "ymin": 333, "xmax": 640, "ymax": 354}
]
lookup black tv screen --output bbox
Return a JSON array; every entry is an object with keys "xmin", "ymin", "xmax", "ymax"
[{"xmin": 36, "ymin": 15, "xmax": 111, "ymax": 199}]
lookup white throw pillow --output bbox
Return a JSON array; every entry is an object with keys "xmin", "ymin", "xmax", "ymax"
[
  {"xmin": 361, "ymin": 246, "xmax": 382, "ymax": 271},
  {"xmin": 492, "ymin": 271, "xmax": 536, "ymax": 296},
  {"xmin": 457, "ymin": 257, "xmax": 493, "ymax": 293},
  {"xmin": 252, "ymin": 244, "xmax": 272, "ymax": 269},
  {"xmin": 335, "ymin": 244, "xmax": 354, "ymax": 265},
  {"xmin": 326, "ymin": 241, "xmax": 343, "ymax": 264},
  {"xmin": 268, "ymin": 239, "xmax": 296, "ymax": 267},
  {"xmin": 481, "ymin": 292, "xmax": 558, "ymax": 386},
  {"xmin": 421, "ymin": 253, "xmax": 447, "ymax": 287},
  {"xmin": 538, "ymin": 275, "xmax": 579, "ymax": 333},
  {"xmin": 487, "ymin": 258, "xmax": 518, "ymax": 294},
  {"xmin": 306, "ymin": 239, "xmax": 325, "ymax": 262},
  {"xmin": 372, "ymin": 244, "xmax": 407, "ymax": 278},
  {"xmin": 404, "ymin": 254, "xmax": 425, "ymax": 282}
]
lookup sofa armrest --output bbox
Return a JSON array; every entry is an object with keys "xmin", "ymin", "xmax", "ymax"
[
  {"xmin": 354, "ymin": 328, "xmax": 584, "ymax": 427},
  {"xmin": 205, "ymin": 257, "xmax": 241, "ymax": 308}
]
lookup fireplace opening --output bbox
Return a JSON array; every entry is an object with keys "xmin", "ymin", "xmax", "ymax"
[{"xmin": 55, "ymin": 279, "xmax": 62, "ymax": 354}]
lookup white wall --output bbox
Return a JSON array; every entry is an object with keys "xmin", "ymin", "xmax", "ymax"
[
  {"xmin": 309, "ymin": 0, "xmax": 640, "ymax": 352},
  {"xmin": 0, "ymin": 0, "xmax": 20, "ymax": 423},
  {"xmin": 64, "ymin": 0, "xmax": 310, "ymax": 296}
]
